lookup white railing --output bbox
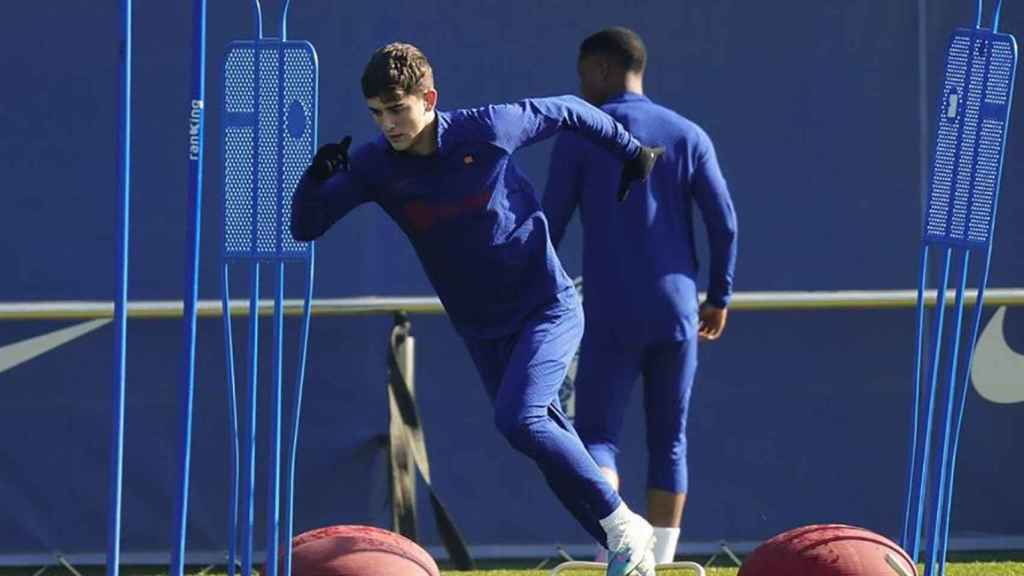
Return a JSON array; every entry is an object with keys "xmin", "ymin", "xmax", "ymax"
[{"xmin": 1, "ymin": 289, "xmax": 1023, "ymax": 321}]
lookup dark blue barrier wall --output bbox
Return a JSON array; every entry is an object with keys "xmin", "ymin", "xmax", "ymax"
[{"xmin": 2, "ymin": 0, "xmax": 1022, "ymax": 561}]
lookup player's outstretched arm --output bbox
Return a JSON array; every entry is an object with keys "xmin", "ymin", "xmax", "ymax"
[
  {"xmin": 485, "ymin": 95, "xmax": 638, "ymax": 155},
  {"xmin": 479, "ymin": 96, "xmax": 664, "ymax": 201},
  {"xmin": 290, "ymin": 136, "xmax": 370, "ymax": 242}
]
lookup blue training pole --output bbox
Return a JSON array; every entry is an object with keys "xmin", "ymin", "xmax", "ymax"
[
  {"xmin": 266, "ymin": 263, "xmax": 285, "ymax": 576},
  {"xmin": 105, "ymin": 1, "xmax": 131, "ymax": 575},
  {"xmin": 940, "ymin": 244, "xmax": 993, "ymax": 573},
  {"xmin": 264, "ymin": 5, "xmax": 292, "ymax": 564},
  {"xmin": 278, "ymin": 5, "xmax": 317, "ymax": 574},
  {"xmin": 242, "ymin": 5, "xmax": 264, "ymax": 575},
  {"xmin": 170, "ymin": 2, "xmax": 208, "ymax": 575},
  {"xmin": 925, "ymin": 251, "xmax": 970, "ymax": 576},
  {"xmin": 223, "ymin": 267, "xmax": 240, "ymax": 576},
  {"xmin": 901, "ymin": 244, "xmax": 930, "ymax": 552},
  {"xmin": 280, "ymin": 4, "xmax": 315, "ymax": 569},
  {"xmin": 910, "ymin": 247, "xmax": 952, "ymax": 561},
  {"xmin": 281, "ymin": 0, "xmax": 292, "ymax": 43},
  {"xmin": 242, "ymin": 265, "xmax": 260, "ymax": 576},
  {"xmin": 283, "ymin": 249, "xmax": 314, "ymax": 576}
]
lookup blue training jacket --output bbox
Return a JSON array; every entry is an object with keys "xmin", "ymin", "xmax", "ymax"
[
  {"xmin": 544, "ymin": 92, "xmax": 737, "ymax": 343},
  {"xmin": 291, "ymin": 95, "xmax": 642, "ymax": 339}
]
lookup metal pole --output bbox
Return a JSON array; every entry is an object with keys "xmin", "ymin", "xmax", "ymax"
[
  {"xmin": 105, "ymin": 1, "xmax": 132, "ymax": 574},
  {"xmin": 169, "ymin": 1, "xmax": 209, "ymax": 574}
]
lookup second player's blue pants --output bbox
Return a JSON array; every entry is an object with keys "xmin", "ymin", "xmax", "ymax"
[{"xmin": 575, "ymin": 326, "xmax": 698, "ymax": 494}]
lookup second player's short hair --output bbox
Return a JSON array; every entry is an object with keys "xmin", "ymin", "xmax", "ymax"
[
  {"xmin": 361, "ymin": 42, "xmax": 435, "ymax": 101},
  {"xmin": 579, "ymin": 27, "xmax": 647, "ymax": 73}
]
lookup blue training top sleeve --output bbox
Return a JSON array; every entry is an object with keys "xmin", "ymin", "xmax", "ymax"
[
  {"xmin": 542, "ymin": 132, "xmax": 584, "ymax": 249},
  {"xmin": 479, "ymin": 95, "xmax": 642, "ymax": 158},
  {"xmin": 289, "ymin": 163, "xmax": 373, "ymax": 242},
  {"xmin": 692, "ymin": 130, "xmax": 738, "ymax": 308}
]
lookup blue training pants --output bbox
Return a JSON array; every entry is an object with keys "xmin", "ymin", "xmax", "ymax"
[
  {"xmin": 463, "ymin": 295, "xmax": 620, "ymax": 546},
  {"xmin": 574, "ymin": 330, "xmax": 697, "ymax": 494}
]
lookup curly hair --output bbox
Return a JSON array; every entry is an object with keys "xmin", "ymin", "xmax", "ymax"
[{"xmin": 361, "ymin": 42, "xmax": 435, "ymax": 101}]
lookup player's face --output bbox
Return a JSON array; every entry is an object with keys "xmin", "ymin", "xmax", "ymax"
[
  {"xmin": 367, "ymin": 90, "xmax": 438, "ymax": 152},
  {"xmin": 577, "ymin": 54, "xmax": 609, "ymax": 106}
]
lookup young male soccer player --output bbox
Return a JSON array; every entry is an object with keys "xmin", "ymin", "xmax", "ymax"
[
  {"xmin": 543, "ymin": 28, "xmax": 738, "ymax": 564},
  {"xmin": 290, "ymin": 42, "xmax": 665, "ymax": 576}
]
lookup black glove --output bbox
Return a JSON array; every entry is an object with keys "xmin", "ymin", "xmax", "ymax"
[
  {"xmin": 617, "ymin": 145, "xmax": 665, "ymax": 202},
  {"xmin": 309, "ymin": 136, "xmax": 352, "ymax": 181}
]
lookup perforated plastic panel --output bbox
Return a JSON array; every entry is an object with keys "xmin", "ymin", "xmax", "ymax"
[
  {"xmin": 222, "ymin": 40, "xmax": 318, "ymax": 260},
  {"xmin": 925, "ymin": 29, "xmax": 1017, "ymax": 248}
]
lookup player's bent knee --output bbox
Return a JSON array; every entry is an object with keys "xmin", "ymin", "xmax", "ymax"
[
  {"xmin": 585, "ymin": 442, "xmax": 618, "ymax": 470},
  {"xmin": 493, "ymin": 409, "xmax": 542, "ymax": 455}
]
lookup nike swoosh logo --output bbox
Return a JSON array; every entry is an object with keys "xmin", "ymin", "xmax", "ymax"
[
  {"xmin": 971, "ymin": 306, "xmax": 1024, "ymax": 404},
  {"xmin": 0, "ymin": 319, "xmax": 110, "ymax": 374}
]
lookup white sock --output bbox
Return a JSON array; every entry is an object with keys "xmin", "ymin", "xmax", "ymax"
[
  {"xmin": 599, "ymin": 502, "xmax": 633, "ymax": 532},
  {"xmin": 599, "ymin": 502, "xmax": 634, "ymax": 547},
  {"xmin": 652, "ymin": 526, "xmax": 681, "ymax": 564}
]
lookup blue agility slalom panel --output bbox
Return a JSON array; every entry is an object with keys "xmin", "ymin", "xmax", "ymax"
[
  {"xmin": 223, "ymin": 40, "xmax": 317, "ymax": 261},
  {"xmin": 924, "ymin": 29, "xmax": 1017, "ymax": 248},
  {"xmin": 901, "ymin": 2, "xmax": 1016, "ymax": 576},
  {"xmin": 213, "ymin": 3, "xmax": 318, "ymax": 576},
  {"xmin": 221, "ymin": 29, "xmax": 317, "ymax": 576}
]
